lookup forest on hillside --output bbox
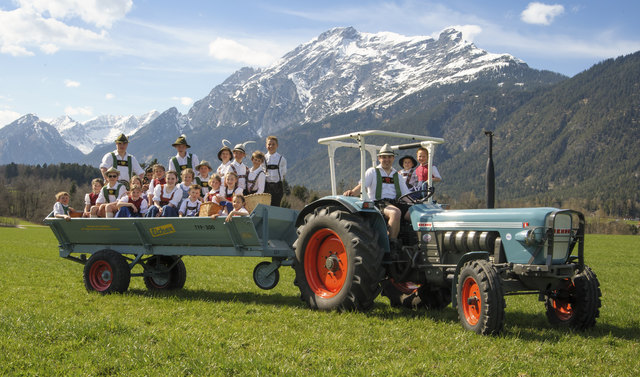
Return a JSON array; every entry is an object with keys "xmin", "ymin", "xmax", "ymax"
[{"xmin": 0, "ymin": 162, "xmax": 636, "ymax": 235}]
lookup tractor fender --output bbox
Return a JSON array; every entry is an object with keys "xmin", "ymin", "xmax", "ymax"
[
  {"xmin": 450, "ymin": 251, "xmax": 490, "ymax": 309},
  {"xmin": 296, "ymin": 196, "xmax": 391, "ymax": 252}
]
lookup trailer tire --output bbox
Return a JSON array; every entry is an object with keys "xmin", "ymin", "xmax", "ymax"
[
  {"xmin": 293, "ymin": 206, "xmax": 384, "ymax": 311},
  {"xmin": 545, "ymin": 265, "xmax": 601, "ymax": 330},
  {"xmin": 144, "ymin": 256, "xmax": 187, "ymax": 291},
  {"xmin": 83, "ymin": 250, "xmax": 130, "ymax": 294},
  {"xmin": 457, "ymin": 259, "xmax": 505, "ymax": 335},
  {"xmin": 253, "ymin": 261, "xmax": 280, "ymax": 290},
  {"xmin": 381, "ymin": 279, "xmax": 422, "ymax": 309}
]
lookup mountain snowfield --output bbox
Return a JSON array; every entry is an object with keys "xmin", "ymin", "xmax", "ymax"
[
  {"xmin": 46, "ymin": 111, "xmax": 160, "ymax": 154},
  {"xmin": 2, "ymin": 26, "xmax": 556, "ymax": 164},
  {"xmin": 187, "ymin": 27, "xmax": 526, "ymax": 136}
]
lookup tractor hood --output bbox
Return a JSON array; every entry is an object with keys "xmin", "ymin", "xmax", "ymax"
[{"xmin": 410, "ymin": 206, "xmax": 559, "ymax": 232}]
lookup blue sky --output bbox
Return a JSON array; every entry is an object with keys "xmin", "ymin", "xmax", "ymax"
[{"xmin": 1, "ymin": 0, "xmax": 639, "ymax": 127}]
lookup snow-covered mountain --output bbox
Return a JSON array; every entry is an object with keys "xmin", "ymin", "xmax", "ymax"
[
  {"xmin": 47, "ymin": 111, "xmax": 159, "ymax": 154},
  {"xmin": 188, "ymin": 27, "xmax": 532, "ymax": 136},
  {"xmin": 0, "ymin": 114, "xmax": 85, "ymax": 164}
]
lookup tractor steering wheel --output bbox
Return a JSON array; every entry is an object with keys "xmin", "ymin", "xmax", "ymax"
[{"xmin": 398, "ymin": 186, "xmax": 435, "ymax": 205}]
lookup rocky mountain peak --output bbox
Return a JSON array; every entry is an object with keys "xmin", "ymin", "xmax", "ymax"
[{"xmin": 188, "ymin": 26, "xmax": 527, "ymax": 136}]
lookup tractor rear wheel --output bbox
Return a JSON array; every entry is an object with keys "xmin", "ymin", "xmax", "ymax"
[
  {"xmin": 83, "ymin": 250, "xmax": 131, "ymax": 294},
  {"xmin": 545, "ymin": 265, "xmax": 601, "ymax": 330},
  {"xmin": 143, "ymin": 256, "xmax": 187, "ymax": 291},
  {"xmin": 293, "ymin": 206, "xmax": 384, "ymax": 311},
  {"xmin": 456, "ymin": 259, "xmax": 505, "ymax": 335}
]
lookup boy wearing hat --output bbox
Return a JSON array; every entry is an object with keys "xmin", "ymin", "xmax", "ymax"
[
  {"xmin": 168, "ymin": 134, "xmax": 199, "ymax": 181},
  {"xmin": 230, "ymin": 143, "xmax": 249, "ymax": 192},
  {"xmin": 195, "ymin": 160, "xmax": 212, "ymax": 198},
  {"xmin": 344, "ymin": 144, "xmax": 410, "ymax": 241},
  {"xmin": 99, "ymin": 133, "xmax": 145, "ymax": 187},
  {"xmin": 92, "ymin": 167, "xmax": 127, "ymax": 217},
  {"xmin": 264, "ymin": 136, "xmax": 287, "ymax": 206},
  {"xmin": 217, "ymin": 144, "xmax": 233, "ymax": 186},
  {"xmin": 398, "ymin": 155, "xmax": 418, "ymax": 191}
]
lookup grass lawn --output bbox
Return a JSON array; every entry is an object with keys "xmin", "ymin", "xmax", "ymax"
[{"xmin": 1, "ymin": 226, "xmax": 639, "ymax": 376}]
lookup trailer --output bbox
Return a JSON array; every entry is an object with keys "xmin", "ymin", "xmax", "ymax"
[{"xmin": 44, "ymin": 204, "xmax": 298, "ymax": 293}]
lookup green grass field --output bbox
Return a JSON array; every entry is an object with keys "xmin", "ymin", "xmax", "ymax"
[{"xmin": 1, "ymin": 225, "xmax": 639, "ymax": 376}]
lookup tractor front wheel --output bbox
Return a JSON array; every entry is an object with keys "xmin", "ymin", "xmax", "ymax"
[
  {"xmin": 293, "ymin": 206, "xmax": 384, "ymax": 311},
  {"xmin": 83, "ymin": 250, "xmax": 131, "ymax": 294},
  {"xmin": 456, "ymin": 259, "xmax": 505, "ymax": 335},
  {"xmin": 545, "ymin": 265, "xmax": 601, "ymax": 330}
]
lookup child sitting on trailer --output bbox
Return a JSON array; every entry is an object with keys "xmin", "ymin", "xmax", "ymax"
[
  {"xmin": 147, "ymin": 164, "xmax": 166, "ymax": 205},
  {"xmin": 114, "ymin": 184, "xmax": 148, "ymax": 217},
  {"xmin": 230, "ymin": 142, "xmax": 253, "ymax": 191},
  {"xmin": 217, "ymin": 142, "xmax": 233, "ymax": 186},
  {"xmin": 245, "ymin": 151, "xmax": 266, "ymax": 195},
  {"xmin": 195, "ymin": 160, "xmax": 212, "ymax": 198},
  {"xmin": 224, "ymin": 193, "xmax": 249, "ymax": 222},
  {"xmin": 178, "ymin": 168, "xmax": 196, "ymax": 204},
  {"xmin": 53, "ymin": 191, "xmax": 78, "ymax": 221},
  {"xmin": 179, "ymin": 185, "xmax": 202, "ymax": 217},
  {"xmin": 146, "ymin": 170, "xmax": 183, "ymax": 217},
  {"xmin": 92, "ymin": 167, "xmax": 127, "ymax": 217},
  {"xmin": 205, "ymin": 174, "xmax": 222, "ymax": 202},
  {"xmin": 215, "ymin": 171, "xmax": 243, "ymax": 213},
  {"xmin": 83, "ymin": 178, "xmax": 103, "ymax": 217}
]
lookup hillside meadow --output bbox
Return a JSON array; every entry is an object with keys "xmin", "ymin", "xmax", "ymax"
[{"xmin": 1, "ymin": 225, "xmax": 639, "ymax": 376}]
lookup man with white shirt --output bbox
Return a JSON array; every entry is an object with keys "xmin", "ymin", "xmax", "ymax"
[
  {"xmin": 343, "ymin": 144, "xmax": 410, "ymax": 240},
  {"xmin": 99, "ymin": 133, "xmax": 144, "ymax": 188},
  {"xmin": 168, "ymin": 135, "xmax": 199, "ymax": 181}
]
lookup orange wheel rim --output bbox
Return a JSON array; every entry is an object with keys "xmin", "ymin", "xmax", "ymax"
[
  {"xmin": 551, "ymin": 299, "xmax": 573, "ymax": 321},
  {"xmin": 304, "ymin": 228, "xmax": 348, "ymax": 298},
  {"xmin": 461, "ymin": 276, "xmax": 481, "ymax": 326}
]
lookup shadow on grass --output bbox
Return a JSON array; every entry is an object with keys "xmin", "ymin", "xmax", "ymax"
[
  {"xmin": 367, "ymin": 302, "xmax": 639, "ymax": 341},
  {"xmin": 127, "ymin": 288, "xmax": 305, "ymax": 309},
  {"xmin": 126, "ymin": 288, "xmax": 637, "ymax": 342}
]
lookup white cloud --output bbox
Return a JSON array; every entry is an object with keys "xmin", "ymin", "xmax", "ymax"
[
  {"xmin": 65, "ymin": 79, "xmax": 80, "ymax": 88},
  {"xmin": 0, "ymin": 1, "xmax": 131, "ymax": 57},
  {"xmin": 64, "ymin": 106, "xmax": 92, "ymax": 117},
  {"xmin": 16, "ymin": 0, "xmax": 133, "ymax": 28},
  {"xmin": 105, "ymin": 93, "xmax": 115, "ymax": 100},
  {"xmin": 521, "ymin": 2, "xmax": 564, "ymax": 25},
  {"xmin": 208, "ymin": 37, "xmax": 278, "ymax": 66},
  {"xmin": 448, "ymin": 25, "xmax": 483, "ymax": 42},
  {"xmin": 0, "ymin": 110, "xmax": 21, "ymax": 128},
  {"xmin": 173, "ymin": 96, "xmax": 194, "ymax": 106}
]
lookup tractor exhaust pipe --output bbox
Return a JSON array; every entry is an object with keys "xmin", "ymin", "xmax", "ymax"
[{"xmin": 485, "ymin": 131, "xmax": 495, "ymax": 209}]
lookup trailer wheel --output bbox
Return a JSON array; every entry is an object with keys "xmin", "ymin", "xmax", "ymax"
[
  {"xmin": 293, "ymin": 206, "xmax": 384, "ymax": 311},
  {"xmin": 381, "ymin": 279, "xmax": 422, "ymax": 309},
  {"xmin": 545, "ymin": 265, "xmax": 601, "ymax": 330},
  {"xmin": 144, "ymin": 256, "xmax": 187, "ymax": 291},
  {"xmin": 253, "ymin": 261, "xmax": 280, "ymax": 290},
  {"xmin": 83, "ymin": 250, "xmax": 130, "ymax": 294},
  {"xmin": 457, "ymin": 259, "xmax": 505, "ymax": 335}
]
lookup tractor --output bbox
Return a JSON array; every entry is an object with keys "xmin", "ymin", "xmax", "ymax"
[{"xmin": 292, "ymin": 130, "xmax": 601, "ymax": 335}]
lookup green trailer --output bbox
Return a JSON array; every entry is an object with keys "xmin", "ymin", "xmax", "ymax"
[{"xmin": 44, "ymin": 204, "xmax": 298, "ymax": 293}]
